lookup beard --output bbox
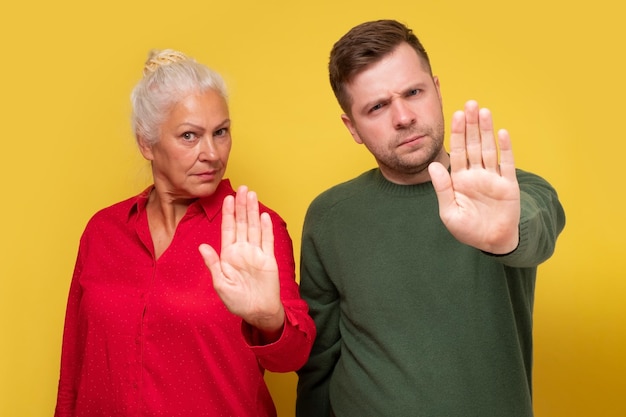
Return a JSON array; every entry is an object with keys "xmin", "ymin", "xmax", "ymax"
[{"xmin": 374, "ymin": 121, "xmax": 446, "ymax": 177}]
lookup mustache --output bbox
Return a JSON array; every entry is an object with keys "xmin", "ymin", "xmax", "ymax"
[
  {"xmin": 394, "ymin": 127, "xmax": 430, "ymax": 143},
  {"xmin": 394, "ymin": 120, "xmax": 445, "ymax": 144}
]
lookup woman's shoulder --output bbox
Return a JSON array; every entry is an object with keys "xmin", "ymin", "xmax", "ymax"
[{"xmin": 85, "ymin": 189, "xmax": 149, "ymax": 229}]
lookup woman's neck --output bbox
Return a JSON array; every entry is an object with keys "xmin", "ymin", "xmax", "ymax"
[{"xmin": 146, "ymin": 187, "xmax": 196, "ymax": 259}]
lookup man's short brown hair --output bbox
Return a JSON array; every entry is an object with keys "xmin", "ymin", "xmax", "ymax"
[{"xmin": 329, "ymin": 19, "xmax": 432, "ymax": 115}]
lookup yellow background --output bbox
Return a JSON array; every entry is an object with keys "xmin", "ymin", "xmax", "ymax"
[{"xmin": 1, "ymin": 0, "xmax": 624, "ymax": 416}]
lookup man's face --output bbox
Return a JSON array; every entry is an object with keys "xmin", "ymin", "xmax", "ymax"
[{"xmin": 342, "ymin": 42, "xmax": 448, "ymax": 185}]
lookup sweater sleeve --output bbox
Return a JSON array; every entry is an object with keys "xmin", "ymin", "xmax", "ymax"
[
  {"xmin": 494, "ymin": 169, "xmax": 566, "ymax": 267},
  {"xmin": 296, "ymin": 202, "xmax": 341, "ymax": 417},
  {"xmin": 244, "ymin": 211, "xmax": 316, "ymax": 373}
]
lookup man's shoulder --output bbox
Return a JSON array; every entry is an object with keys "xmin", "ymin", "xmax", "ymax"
[{"xmin": 308, "ymin": 169, "xmax": 377, "ymax": 210}]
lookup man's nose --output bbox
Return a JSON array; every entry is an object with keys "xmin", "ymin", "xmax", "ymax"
[{"xmin": 392, "ymin": 100, "xmax": 417, "ymax": 129}]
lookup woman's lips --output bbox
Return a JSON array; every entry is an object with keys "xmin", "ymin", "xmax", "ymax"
[{"xmin": 194, "ymin": 170, "xmax": 218, "ymax": 180}]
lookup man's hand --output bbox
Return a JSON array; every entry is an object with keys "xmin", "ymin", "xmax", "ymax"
[
  {"xmin": 199, "ymin": 185, "xmax": 285, "ymax": 341},
  {"xmin": 428, "ymin": 100, "xmax": 521, "ymax": 254}
]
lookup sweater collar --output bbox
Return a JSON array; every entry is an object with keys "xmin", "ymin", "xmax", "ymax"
[{"xmin": 371, "ymin": 168, "xmax": 435, "ymax": 197}]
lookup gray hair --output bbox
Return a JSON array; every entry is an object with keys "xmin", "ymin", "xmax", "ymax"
[{"xmin": 130, "ymin": 49, "xmax": 228, "ymax": 145}]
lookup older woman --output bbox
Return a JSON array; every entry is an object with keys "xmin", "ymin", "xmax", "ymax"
[{"xmin": 54, "ymin": 50, "xmax": 315, "ymax": 417}]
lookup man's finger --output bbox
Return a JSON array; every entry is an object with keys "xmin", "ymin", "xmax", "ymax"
[
  {"xmin": 478, "ymin": 107, "xmax": 498, "ymax": 172},
  {"xmin": 449, "ymin": 110, "xmax": 468, "ymax": 174},
  {"xmin": 497, "ymin": 129, "xmax": 516, "ymax": 179},
  {"xmin": 428, "ymin": 162, "xmax": 456, "ymax": 222},
  {"xmin": 463, "ymin": 100, "xmax": 483, "ymax": 168}
]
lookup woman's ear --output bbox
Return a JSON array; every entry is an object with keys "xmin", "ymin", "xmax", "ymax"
[{"xmin": 137, "ymin": 135, "xmax": 154, "ymax": 161}]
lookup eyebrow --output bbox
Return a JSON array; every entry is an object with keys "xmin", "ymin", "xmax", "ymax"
[
  {"xmin": 177, "ymin": 118, "xmax": 231, "ymax": 130},
  {"xmin": 360, "ymin": 95, "xmax": 390, "ymax": 114},
  {"xmin": 359, "ymin": 83, "xmax": 426, "ymax": 115},
  {"xmin": 212, "ymin": 118, "xmax": 231, "ymax": 128}
]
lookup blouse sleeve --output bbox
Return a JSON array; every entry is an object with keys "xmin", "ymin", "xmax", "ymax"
[
  {"xmin": 242, "ymin": 210, "xmax": 316, "ymax": 373},
  {"xmin": 54, "ymin": 235, "xmax": 86, "ymax": 417}
]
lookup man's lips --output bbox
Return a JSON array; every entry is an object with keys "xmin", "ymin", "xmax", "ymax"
[{"xmin": 398, "ymin": 134, "xmax": 425, "ymax": 147}]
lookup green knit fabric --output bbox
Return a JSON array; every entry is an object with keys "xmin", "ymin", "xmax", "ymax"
[{"xmin": 296, "ymin": 168, "xmax": 565, "ymax": 417}]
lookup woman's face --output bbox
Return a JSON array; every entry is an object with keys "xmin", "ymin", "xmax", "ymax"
[{"xmin": 139, "ymin": 89, "xmax": 232, "ymax": 200}]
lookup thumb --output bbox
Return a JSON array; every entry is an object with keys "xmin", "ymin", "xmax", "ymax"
[
  {"xmin": 198, "ymin": 243, "xmax": 222, "ymax": 279},
  {"xmin": 428, "ymin": 162, "xmax": 455, "ymax": 213}
]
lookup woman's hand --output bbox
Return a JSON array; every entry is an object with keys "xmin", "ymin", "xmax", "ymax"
[{"xmin": 199, "ymin": 185, "xmax": 285, "ymax": 342}]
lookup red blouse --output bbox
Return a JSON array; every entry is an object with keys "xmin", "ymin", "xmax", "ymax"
[{"xmin": 55, "ymin": 180, "xmax": 315, "ymax": 417}]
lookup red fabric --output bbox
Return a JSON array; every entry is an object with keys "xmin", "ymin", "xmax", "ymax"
[{"xmin": 55, "ymin": 179, "xmax": 315, "ymax": 417}]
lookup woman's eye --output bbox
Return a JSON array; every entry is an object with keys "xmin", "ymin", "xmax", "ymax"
[
  {"xmin": 214, "ymin": 128, "xmax": 228, "ymax": 137},
  {"xmin": 182, "ymin": 132, "xmax": 197, "ymax": 141}
]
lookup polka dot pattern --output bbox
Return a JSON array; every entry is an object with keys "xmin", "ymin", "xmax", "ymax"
[{"xmin": 55, "ymin": 180, "xmax": 315, "ymax": 417}]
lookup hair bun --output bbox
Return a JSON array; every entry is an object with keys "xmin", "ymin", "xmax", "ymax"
[{"xmin": 143, "ymin": 49, "xmax": 189, "ymax": 75}]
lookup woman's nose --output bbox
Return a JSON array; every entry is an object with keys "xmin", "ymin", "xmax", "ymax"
[{"xmin": 198, "ymin": 137, "xmax": 218, "ymax": 161}]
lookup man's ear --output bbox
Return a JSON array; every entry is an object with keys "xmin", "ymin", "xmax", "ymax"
[
  {"xmin": 433, "ymin": 75, "xmax": 442, "ymax": 102},
  {"xmin": 341, "ymin": 114, "xmax": 363, "ymax": 144},
  {"xmin": 137, "ymin": 135, "xmax": 154, "ymax": 161}
]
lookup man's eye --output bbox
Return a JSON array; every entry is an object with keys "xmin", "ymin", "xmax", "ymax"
[
  {"xmin": 408, "ymin": 89, "xmax": 420, "ymax": 96},
  {"xmin": 370, "ymin": 103, "xmax": 383, "ymax": 112}
]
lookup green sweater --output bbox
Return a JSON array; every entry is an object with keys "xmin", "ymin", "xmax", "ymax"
[{"xmin": 296, "ymin": 168, "xmax": 565, "ymax": 417}]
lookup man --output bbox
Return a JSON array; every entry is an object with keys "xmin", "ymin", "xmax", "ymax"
[{"xmin": 296, "ymin": 19, "xmax": 565, "ymax": 417}]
